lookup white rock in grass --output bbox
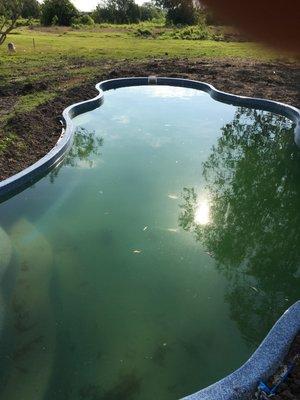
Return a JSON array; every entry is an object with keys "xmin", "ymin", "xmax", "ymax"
[{"xmin": 0, "ymin": 226, "xmax": 12, "ymax": 281}]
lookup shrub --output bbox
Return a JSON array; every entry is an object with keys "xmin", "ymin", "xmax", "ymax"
[
  {"xmin": 161, "ymin": 24, "xmax": 212, "ymax": 40},
  {"xmin": 40, "ymin": 0, "xmax": 79, "ymax": 26},
  {"xmin": 134, "ymin": 28, "xmax": 152, "ymax": 37},
  {"xmin": 72, "ymin": 14, "xmax": 95, "ymax": 26}
]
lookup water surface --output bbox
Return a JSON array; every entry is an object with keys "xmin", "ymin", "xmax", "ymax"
[{"xmin": 0, "ymin": 86, "xmax": 299, "ymax": 400}]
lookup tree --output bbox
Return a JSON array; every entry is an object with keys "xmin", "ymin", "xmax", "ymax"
[
  {"xmin": 21, "ymin": 0, "xmax": 40, "ymax": 19},
  {"xmin": 0, "ymin": 0, "xmax": 23, "ymax": 45},
  {"xmin": 40, "ymin": 0, "xmax": 78, "ymax": 26},
  {"xmin": 139, "ymin": 2, "xmax": 162, "ymax": 21},
  {"xmin": 93, "ymin": 0, "xmax": 140, "ymax": 24},
  {"xmin": 179, "ymin": 108, "xmax": 300, "ymax": 345},
  {"xmin": 156, "ymin": 0, "xmax": 199, "ymax": 25}
]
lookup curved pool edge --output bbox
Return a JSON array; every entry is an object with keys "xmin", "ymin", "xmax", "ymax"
[
  {"xmin": 0, "ymin": 76, "xmax": 299, "ymax": 201},
  {"xmin": 181, "ymin": 301, "xmax": 300, "ymax": 400}
]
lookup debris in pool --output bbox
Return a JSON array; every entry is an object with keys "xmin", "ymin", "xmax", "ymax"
[
  {"xmin": 132, "ymin": 250, "xmax": 142, "ymax": 254},
  {"xmin": 168, "ymin": 194, "xmax": 178, "ymax": 200},
  {"xmin": 152, "ymin": 342, "xmax": 170, "ymax": 366},
  {"xmin": 143, "ymin": 226, "xmax": 148, "ymax": 231}
]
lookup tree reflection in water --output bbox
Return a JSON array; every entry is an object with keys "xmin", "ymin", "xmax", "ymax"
[
  {"xmin": 179, "ymin": 107, "xmax": 300, "ymax": 345},
  {"xmin": 50, "ymin": 127, "xmax": 104, "ymax": 182}
]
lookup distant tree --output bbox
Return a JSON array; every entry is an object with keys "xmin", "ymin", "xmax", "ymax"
[
  {"xmin": 156, "ymin": 0, "xmax": 199, "ymax": 25},
  {"xmin": 0, "ymin": 0, "xmax": 34, "ymax": 45},
  {"xmin": 93, "ymin": 0, "xmax": 140, "ymax": 24},
  {"xmin": 40, "ymin": 0, "xmax": 78, "ymax": 26},
  {"xmin": 139, "ymin": 2, "xmax": 162, "ymax": 21},
  {"xmin": 21, "ymin": 0, "xmax": 40, "ymax": 19},
  {"xmin": 93, "ymin": 2, "xmax": 115, "ymax": 23},
  {"xmin": 71, "ymin": 13, "xmax": 95, "ymax": 26}
]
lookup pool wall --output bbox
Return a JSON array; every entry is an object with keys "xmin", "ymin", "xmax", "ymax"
[
  {"xmin": 181, "ymin": 300, "xmax": 300, "ymax": 400},
  {"xmin": 0, "ymin": 77, "xmax": 299, "ymax": 201}
]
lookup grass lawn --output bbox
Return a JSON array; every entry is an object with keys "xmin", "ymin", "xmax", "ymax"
[
  {"xmin": 0, "ymin": 24, "xmax": 281, "ymax": 118},
  {"xmin": 0, "ymin": 23, "xmax": 298, "ymax": 178},
  {"xmin": 0, "ymin": 24, "xmax": 278, "ymax": 83}
]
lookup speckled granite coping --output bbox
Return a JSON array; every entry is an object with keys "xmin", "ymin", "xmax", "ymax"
[
  {"xmin": 0, "ymin": 77, "xmax": 299, "ymax": 201},
  {"xmin": 181, "ymin": 301, "xmax": 300, "ymax": 400}
]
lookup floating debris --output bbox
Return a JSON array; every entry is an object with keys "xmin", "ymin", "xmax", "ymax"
[
  {"xmin": 166, "ymin": 228, "xmax": 178, "ymax": 233},
  {"xmin": 168, "ymin": 194, "xmax": 178, "ymax": 200},
  {"xmin": 250, "ymin": 286, "xmax": 259, "ymax": 293},
  {"xmin": 152, "ymin": 343, "xmax": 170, "ymax": 366},
  {"xmin": 143, "ymin": 226, "xmax": 148, "ymax": 231},
  {"xmin": 132, "ymin": 250, "xmax": 142, "ymax": 254}
]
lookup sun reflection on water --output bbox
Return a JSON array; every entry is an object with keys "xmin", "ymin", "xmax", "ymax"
[{"xmin": 194, "ymin": 199, "xmax": 210, "ymax": 225}]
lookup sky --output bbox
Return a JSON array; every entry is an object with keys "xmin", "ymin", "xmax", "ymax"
[{"xmin": 70, "ymin": 0, "xmax": 145, "ymax": 11}]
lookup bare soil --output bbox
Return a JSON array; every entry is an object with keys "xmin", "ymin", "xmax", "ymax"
[
  {"xmin": 0, "ymin": 58, "xmax": 299, "ymax": 181},
  {"xmin": 255, "ymin": 333, "xmax": 300, "ymax": 400}
]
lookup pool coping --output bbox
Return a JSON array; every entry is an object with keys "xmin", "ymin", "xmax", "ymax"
[
  {"xmin": 0, "ymin": 76, "xmax": 299, "ymax": 200},
  {"xmin": 181, "ymin": 300, "xmax": 300, "ymax": 400}
]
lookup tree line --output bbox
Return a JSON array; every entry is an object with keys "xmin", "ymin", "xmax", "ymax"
[
  {"xmin": 0, "ymin": 0, "xmax": 212, "ymax": 45},
  {"xmin": 1, "ymin": 0, "xmax": 208, "ymax": 27}
]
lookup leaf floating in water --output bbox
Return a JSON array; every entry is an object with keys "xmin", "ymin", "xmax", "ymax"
[
  {"xmin": 143, "ymin": 226, "xmax": 148, "ymax": 231},
  {"xmin": 168, "ymin": 194, "xmax": 178, "ymax": 200},
  {"xmin": 133, "ymin": 250, "xmax": 142, "ymax": 254},
  {"xmin": 250, "ymin": 286, "xmax": 259, "ymax": 293}
]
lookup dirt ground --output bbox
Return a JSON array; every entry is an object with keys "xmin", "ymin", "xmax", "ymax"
[
  {"xmin": 0, "ymin": 58, "xmax": 299, "ymax": 181},
  {"xmin": 255, "ymin": 333, "xmax": 300, "ymax": 400}
]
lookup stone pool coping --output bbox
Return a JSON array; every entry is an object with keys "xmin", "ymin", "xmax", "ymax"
[
  {"xmin": 181, "ymin": 300, "xmax": 300, "ymax": 400},
  {"xmin": 0, "ymin": 76, "xmax": 299, "ymax": 201}
]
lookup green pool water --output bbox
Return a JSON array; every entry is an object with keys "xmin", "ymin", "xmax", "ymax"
[{"xmin": 0, "ymin": 85, "xmax": 299, "ymax": 400}]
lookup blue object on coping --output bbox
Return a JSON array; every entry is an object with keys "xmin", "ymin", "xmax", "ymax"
[{"xmin": 258, "ymin": 362, "xmax": 295, "ymax": 396}]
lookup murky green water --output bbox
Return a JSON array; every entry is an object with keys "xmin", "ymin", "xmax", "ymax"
[{"xmin": 0, "ymin": 86, "xmax": 299, "ymax": 400}]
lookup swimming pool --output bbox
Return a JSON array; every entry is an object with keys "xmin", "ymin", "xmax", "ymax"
[{"xmin": 0, "ymin": 80, "xmax": 299, "ymax": 400}]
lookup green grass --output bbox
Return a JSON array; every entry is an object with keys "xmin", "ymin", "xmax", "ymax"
[
  {"xmin": 0, "ymin": 26, "xmax": 278, "ymax": 86},
  {"xmin": 0, "ymin": 23, "xmax": 292, "ymax": 160},
  {"xmin": 1, "ymin": 25, "xmax": 277, "ymax": 66},
  {"xmin": 0, "ymin": 24, "xmax": 280, "ymax": 92},
  {"xmin": 0, "ymin": 91, "xmax": 58, "ymax": 125},
  {"xmin": 0, "ymin": 132, "xmax": 19, "ymax": 153},
  {"xmin": 16, "ymin": 91, "xmax": 57, "ymax": 113}
]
